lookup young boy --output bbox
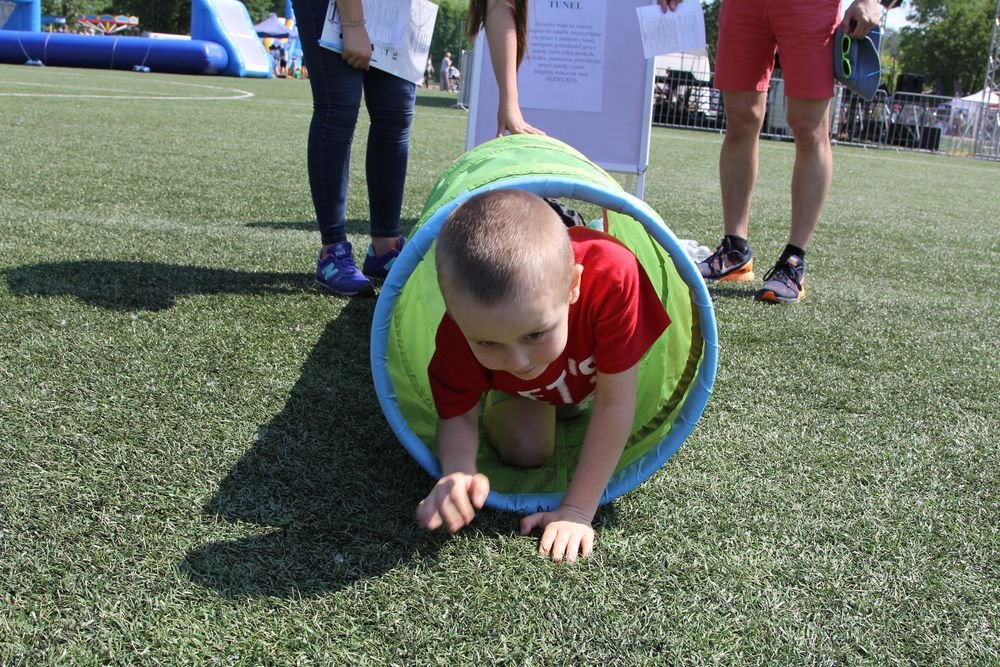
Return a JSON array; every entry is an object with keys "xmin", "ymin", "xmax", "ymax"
[{"xmin": 416, "ymin": 189, "xmax": 671, "ymax": 563}]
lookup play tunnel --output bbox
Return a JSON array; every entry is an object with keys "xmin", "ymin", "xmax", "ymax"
[{"xmin": 371, "ymin": 135, "xmax": 717, "ymax": 514}]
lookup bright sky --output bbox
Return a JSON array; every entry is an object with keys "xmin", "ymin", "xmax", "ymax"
[{"xmin": 841, "ymin": 0, "xmax": 912, "ymax": 31}]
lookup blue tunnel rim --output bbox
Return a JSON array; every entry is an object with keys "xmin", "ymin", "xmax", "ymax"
[{"xmin": 371, "ymin": 175, "xmax": 719, "ymax": 515}]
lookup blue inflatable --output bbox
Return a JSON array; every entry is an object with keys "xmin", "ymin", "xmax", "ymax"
[
  {"xmin": 1, "ymin": 0, "xmax": 40, "ymax": 32},
  {"xmin": 0, "ymin": 0, "xmax": 271, "ymax": 77},
  {"xmin": 0, "ymin": 31, "xmax": 229, "ymax": 74}
]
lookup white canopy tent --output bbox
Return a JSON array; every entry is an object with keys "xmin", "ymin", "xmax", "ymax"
[
  {"xmin": 960, "ymin": 88, "xmax": 999, "ymax": 106},
  {"xmin": 951, "ymin": 88, "xmax": 999, "ymax": 131}
]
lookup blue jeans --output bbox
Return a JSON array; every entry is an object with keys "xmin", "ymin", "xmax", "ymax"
[{"xmin": 293, "ymin": 0, "xmax": 416, "ymax": 245}]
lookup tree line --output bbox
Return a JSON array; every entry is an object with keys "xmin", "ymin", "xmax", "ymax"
[{"xmin": 42, "ymin": 0, "xmax": 996, "ymax": 95}]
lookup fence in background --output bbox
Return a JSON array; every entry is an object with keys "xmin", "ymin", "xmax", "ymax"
[{"xmin": 651, "ymin": 67, "xmax": 1000, "ymax": 161}]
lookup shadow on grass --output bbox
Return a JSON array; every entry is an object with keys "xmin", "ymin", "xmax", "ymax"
[
  {"xmin": 4, "ymin": 260, "xmax": 310, "ymax": 311},
  {"xmin": 706, "ymin": 283, "xmax": 758, "ymax": 300},
  {"xmin": 5, "ymin": 258, "xmax": 617, "ymax": 595},
  {"xmin": 182, "ymin": 302, "xmax": 446, "ymax": 598},
  {"xmin": 3, "ymin": 258, "xmax": 447, "ymax": 596}
]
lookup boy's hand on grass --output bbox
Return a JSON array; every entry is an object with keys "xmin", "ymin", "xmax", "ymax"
[
  {"xmin": 520, "ymin": 505, "xmax": 595, "ymax": 563},
  {"xmin": 416, "ymin": 472, "xmax": 490, "ymax": 533}
]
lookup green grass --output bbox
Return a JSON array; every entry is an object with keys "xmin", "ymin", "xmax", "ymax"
[{"xmin": 1, "ymin": 64, "xmax": 997, "ymax": 665}]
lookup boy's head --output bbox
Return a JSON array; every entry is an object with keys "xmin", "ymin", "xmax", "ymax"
[{"xmin": 436, "ymin": 189, "xmax": 583, "ymax": 380}]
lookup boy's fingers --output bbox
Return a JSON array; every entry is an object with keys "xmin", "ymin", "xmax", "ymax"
[
  {"xmin": 538, "ymin": 524, "xmax": 557, "ymax": 557},
  {"xmin": 550, "ymin": 532, "xmax": 570, "ymax": 563},
  {"xmin": 565, "ymin": 539, "xmax": 580, "ymax": 563},
  {"xmin": 416, "ymin": 501, "xmax": 443, "ymax": 531},
  {"xmin": 470, "ymin": 474, "xmax": 490, "ymax": 508},
  {"xmin": 438, "ymin": 505, "xmax": 462, "ymax": 533},
  {"xmin": 581, "ymin": 532, "xmax": 594, "ymax": 559},
  {"xmin": 519, "ymin": 513, "xmax": 543, "ymax": 535},
  {"xmin": 438, "ymin": 500, "xmax": 466, "ymax": 533},
  {"xmin": 443, "ymin": 489, "xmax": 475, "ymax": 531},
  {"xmin": 425, "ymin": 513, "xmax": 443, "ymax": 531}
]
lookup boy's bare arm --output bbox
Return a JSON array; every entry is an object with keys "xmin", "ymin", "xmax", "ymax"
[
  {"xmin": 416, "ymin": 407, "xmax": 490, "ymax": 533},
  {"xmin": 520, "ymin": 364, "xmax": 638, "ymax": 562},
  {"xmin": 561, "ymin": 364, "xmax": 638, "ymax": 519},
  {"xmin": 437, "ymin": 407, "xmax": 481, "ymax": 474}
]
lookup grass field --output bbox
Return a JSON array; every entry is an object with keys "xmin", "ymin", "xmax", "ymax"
[{"xmin": 1, "ymin": 64, "xmax": 997, "ymax": 664}]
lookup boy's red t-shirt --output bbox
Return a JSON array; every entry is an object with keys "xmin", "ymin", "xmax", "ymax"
[{"xmin": 428, "ymin": 227, "xmax": 670, "ymax": 419}]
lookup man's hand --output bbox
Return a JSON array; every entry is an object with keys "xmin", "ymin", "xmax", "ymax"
[
  {"xmin": 842, "ymin": 0, "xmax": 880, "ymax": 38},
  {"xmin": 520, "ymin": 504, "xmax": 595, "ymax": 563},
  {"xmin": 341, "ymin": 24, "xmax": 372, "ymax": 70},
  {"xmin": 657, "ymin": 0, "xmax": 683, "ymax": 11},
  {"xmin": 416, "ymin": 472, "xmax": 490, "ymax": 533}
]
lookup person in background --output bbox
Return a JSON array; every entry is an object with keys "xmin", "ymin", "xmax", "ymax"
[
  {"xmin": 424, "ymin": 56, "xmax": 434, "ymax": 88},
  {"xmin": 277, "ymin": 43, "xmax": 288, "ymax": 78},
  {"xmin": 439, "ymin": 51, "xmax": 453, "ymax": 92},
  {"xmin": 269, "ymin": 42, "xmax": 280, "ymax": 77}
]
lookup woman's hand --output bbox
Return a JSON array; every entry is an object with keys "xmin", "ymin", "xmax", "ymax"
[
  {"xmin": 340, "ymin": 24, "xmax": 372, "ymax": 70},
  {"xmin": 497, "ymin": 101, "xmax": 545, "ymax": 137}
]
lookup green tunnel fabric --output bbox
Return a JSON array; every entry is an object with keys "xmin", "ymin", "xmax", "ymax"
[{"xmin": 376, "ymin": 134, "xmax": 713, "ymax": 512}]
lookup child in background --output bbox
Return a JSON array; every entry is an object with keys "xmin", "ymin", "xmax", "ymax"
[{"xmin": 417, "ymin": 189, "xmax": 670, "ymax": 563}]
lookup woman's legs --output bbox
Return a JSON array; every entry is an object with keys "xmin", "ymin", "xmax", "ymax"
[
  {"xmin": 363, "ymin": 69, "xmax": 416, "ymax": 243},
  {"xmin": 294, "ymin": 0, "xmax": 413, "ymax": 292},
  {"xmin": 294, "ymin": 0, "xmax": 363, "ymax": 247}
]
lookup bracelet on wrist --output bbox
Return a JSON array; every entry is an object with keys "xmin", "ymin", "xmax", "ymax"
[{"xmin": 340, "ymin": 18, "xmax": 365, "ymax": 27}]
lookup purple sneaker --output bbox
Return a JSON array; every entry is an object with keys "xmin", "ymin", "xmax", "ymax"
[
  {"xmin": 755, "ymin": 254, "xmax": 806, "ymax": 304},
  {"xmin": 315, "ymin": 241, "xmax": 374, "ymax": 297},
  {"xmin": 362, "ymin": 236, "xmax": 404, "ymax": 281},
  {"xmin": 697, "ymin": 237, "xmax": 755, "ymax": 282}
]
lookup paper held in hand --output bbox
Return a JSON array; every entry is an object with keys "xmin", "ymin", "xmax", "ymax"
[
  {"xmin": 635, "ymin": 1, "xmax": 706, "ymax": 59},
  {"xmin": 319, "ymin": 0, "xmax": 437, "ymax": 85}
]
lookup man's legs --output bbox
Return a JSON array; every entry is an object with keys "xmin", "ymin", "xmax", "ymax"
[
  {"xmin": 697, "ymin": 90, "xmax": 766, "ymax": 282},
  {"xmin": 753, "ymin": 96, "xmax": 832, "ymax": 303},
  {"xmin": 720, "ymin": 90, "xmax": 768, "ymax": 239},
  {"xmin": 721, "ymin": 92, "xmax": 834, "ymax": 248},
  {"xmin": 785, "ymin": 97, "xmax": 833, "ymax": 250}
]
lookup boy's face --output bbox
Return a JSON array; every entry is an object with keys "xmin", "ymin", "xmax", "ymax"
[{"xmin": 445, "ymin": 265, "xmax": 583, "ymax": 381}]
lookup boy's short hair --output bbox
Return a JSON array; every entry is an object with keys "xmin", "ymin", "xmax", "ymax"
[{"xmin": 436, "ymin": 189, "xmax": 574, "ymax": 306}]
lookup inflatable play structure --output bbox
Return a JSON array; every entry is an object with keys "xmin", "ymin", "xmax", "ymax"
[
  {"xmin": 0, "ymin": 0, "xmax": 271, "ymax": 77},
  {"xmin": 371, "ymin": 135, "xmax": 718, "ymax": 514}
]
